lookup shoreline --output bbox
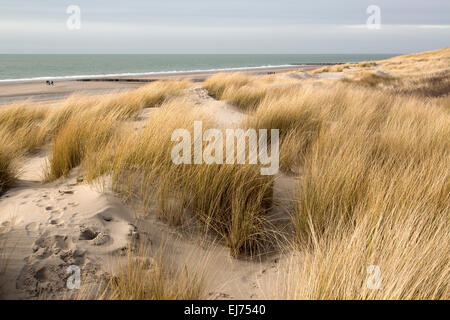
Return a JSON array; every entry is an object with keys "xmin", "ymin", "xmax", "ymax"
[
  {"xmin": 0, "ymin": 65, "xmax": 320, "ymax": 105},
  {"xmin": 0, "ymin": 64, "xmax": 299, "ymax": 83},
  {"xmin": 0, "ymin": 47, "xmax": 448, "ymax": 300}
]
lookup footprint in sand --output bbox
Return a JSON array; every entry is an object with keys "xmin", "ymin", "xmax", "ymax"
[
  {"xmin": 25, "ymin": 222, "xmax": 39, "ymax": 235},
  {"xmin": 208, "ymin": 292, "xmax": 233, "ymax": 300},
  {"xmin": 17, "ymin": 232, "xmax": 102, "ymax": 298},
  {"xmin": 100, "ymin": 214, "xmax": 113, "ymax": 222},
  {"xmin": 25, "ymin": 222, "xmax": 36, "ymax": 230},
  {"xmin": 33, "ymin": 198, "xmax": 45, "ymax": 207},
  {"xmin": 58, "ymin": 190, "xmax": 74, "ymax": 195},
  {"xmin": 49, "ymin": 218, "xmax": 63, "ymax": 226},
  {"xmin": 79, "ymin": 225, "xmax": 111, "ymax": 246}
]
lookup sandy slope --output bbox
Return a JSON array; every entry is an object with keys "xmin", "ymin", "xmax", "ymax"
[
  {"xmin": 0, "ymin": 167, "xmax": 136, "ymax": 298},
  {"xmin": 0, "ymin": 70, "xmax": 367, "ymax": 300},
  {"xmin": 3, "ymin": 49, "xmax": 447, "ymax": 299},
  {"xmin": 0, "ymin": 83, "xmax": 297, "ymax": 300}
]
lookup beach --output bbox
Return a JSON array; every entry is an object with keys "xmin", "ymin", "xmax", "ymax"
[
  {"xmin": 0, "ymin": 65, "xmax": 317, "ymax": 105},
  {"xmin": 1, "ymin": 0, "xmax": 449, "ymax": 308},
  {"xmin": 0, "ymin": 48, "xmax": 449, "ymax": 300}
]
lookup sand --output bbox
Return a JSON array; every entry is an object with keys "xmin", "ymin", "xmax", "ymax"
[
  {"xmin": 2, "ymin": 49, "xmax": 446, "ymax": 300},
  {"xmin": 0, "ymin": 61, "xmax": 357, "ymax": 300},
  {"xmin": 0, "ymin": 65, "xmax": 317, "ymax": 106},
  {"xmin": 0, "ymin": 61, "xmax": 360, "ymax": 300},
  {"xmin": 0, "ymin": 157, "xmax": 136, "ymax": 298},
  {"xmin": 0, "ymin": 80, "xmax": 300, "ymax": 299}
]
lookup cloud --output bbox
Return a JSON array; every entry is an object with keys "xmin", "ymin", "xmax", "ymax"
[
  {"xmin": 342, "ymin": 24, "xmax": 450, "ymax": 29},
  {"xmin": 418, "ymin": 25, "xmax": 450, "ymax": 29},
  {"xmin": 1, "ymin": 1, "xmax": 449, "ymax": 54}
]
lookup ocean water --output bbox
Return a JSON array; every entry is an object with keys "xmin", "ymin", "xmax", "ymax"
[{"xmin": 0, "ymin": 54, "xmax": 397, "ymax": 82}]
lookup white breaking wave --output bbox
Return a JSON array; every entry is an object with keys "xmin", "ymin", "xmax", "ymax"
[{"xmin": 0, "ymin": 64, "xmax": 296, "ymax": 83}]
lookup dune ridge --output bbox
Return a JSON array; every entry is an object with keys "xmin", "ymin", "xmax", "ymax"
[{"xmin": 0, "ymin": 47, "xmax": 449, "ymax": 300}]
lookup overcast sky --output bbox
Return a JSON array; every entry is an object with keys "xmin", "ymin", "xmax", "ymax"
[{"xmin": 1, "ymin": 0, "xmax": 449, "ymax": 53}]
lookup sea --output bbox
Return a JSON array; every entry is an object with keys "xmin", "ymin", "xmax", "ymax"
[{"xmin": 0, "ymin": 54, "xmax": 398, "ymax": 82}]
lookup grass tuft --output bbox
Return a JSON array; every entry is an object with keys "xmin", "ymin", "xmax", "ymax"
[{"xmin": 96, "ymin": 245, "xmax": 206, "ymax": 300}]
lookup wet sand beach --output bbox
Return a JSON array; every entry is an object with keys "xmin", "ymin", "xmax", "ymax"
[{"xmin": 0, "ymin": 65, "xmax": 320, "ymax": 105}]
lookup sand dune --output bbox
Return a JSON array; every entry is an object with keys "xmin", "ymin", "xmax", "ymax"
[
  {"xmin": 0, "ymin": 82, "xmax": 293, "ymax": 299},
  {"xmin": 0, "ymin": 48, "xmax": 449, "ymax": 300}
]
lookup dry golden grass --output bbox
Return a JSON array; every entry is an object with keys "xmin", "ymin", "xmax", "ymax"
[
  {"xmin": 0, "ymin": 80, "xmax": 193, "ymax": 189},
  {"xmin": 203, "ymin": 72, "xmax": 301, "ymax": 112},
  {"xmin": 277, "ymin": 84, "xmax": 449, "ymax": 299},
  {"xmin": 42, "ymin": 90, "xmax": 275, "ymax": 256},
  {"xmin": 378, "ymin": 47, "xmax": 450, "ymax": 76},
  {"xmin": 44, "ymin": 80, "xmax": 192, "ymax": 181},
  {"xmin": 94, "ymin": 80, "xmax": 192, "ymax": 119},
  {"xmin": 342, "ymin": 71, "xmax": 398, "ymax": 88},
  {"xmin": 245, "ymin": 86, "xmax": 324, "ymax": 172},
  {"xmin": 1, "ymin": 48, "xmax": 449, "ymax": 299},
  {"xmin": 310, "ymin": 63, "xmax": 353, "ymax": 75},
  {"xmin": 394, "ymin": 70, "xmax": 450, "ymax": 98},
  {"xmin": 341, "ymin": 69, "xmax": 450, "ymax": 98},
  {"xmin": 356, "ymin": 61, "xmax": 377, "ymax": 68},
  {"xmin": 45, "ymin": 115, "xmax": 119, "ymax": 180},
  {"xmin": 222, "ymin": 85, "xmax": 270, "ymax": 111},
  {"xmin": 224, "ymin": 84, "xmax": 305, "ymax": 112},
  {"xmin": 0, "ymin": 130, "xmax": 19, "ymax": 194},
  {"xmin": 104, "ymin": 100, "xmax": 274, "ymax": 257},
  {"xmin": 203, "ymin": 72, "xmax": 253, "ymax": 100},
  {"xmin": 204, "ymin": 49, "xmax": 449, "ymax": 299},
  {"xmin": 40, "ymin": 80, "xmax": 191, "ymax": 137},
  {"xmin": 0, "ymin": 102, "xmax": 49, "ymax": 152},
  {"xmin": 294, "ymin": 92, "xmax": 449, "ymax": 237},
  {"xmin": 0, "ymin": 103, "xmax": 49, "ymax": 191},
  {"xmin": 94, "ymin": 245, "xmax": 206, "ymax": 300},
  {"xmin": 282, "ymin": 206, "xmax": 449, "ymax": 299},
  {"xmin": 337, "ymin": 48, "xmax": 450, "ymax": 97},
  {"xmin": 57, "ymin": 48, "xmax": 450, "ymax": 298},
  {"xmin": 243, "ymin": 82, "xmax": 391, "ymax": 172},
  {"xmin": 0, "ymin": 219, "xmax": 13, "ymax": 297}
]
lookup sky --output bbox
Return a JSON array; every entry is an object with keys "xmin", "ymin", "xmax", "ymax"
[{"xmin": 0, "ymin": 0, "xmax": 449, "ymax": 54}]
